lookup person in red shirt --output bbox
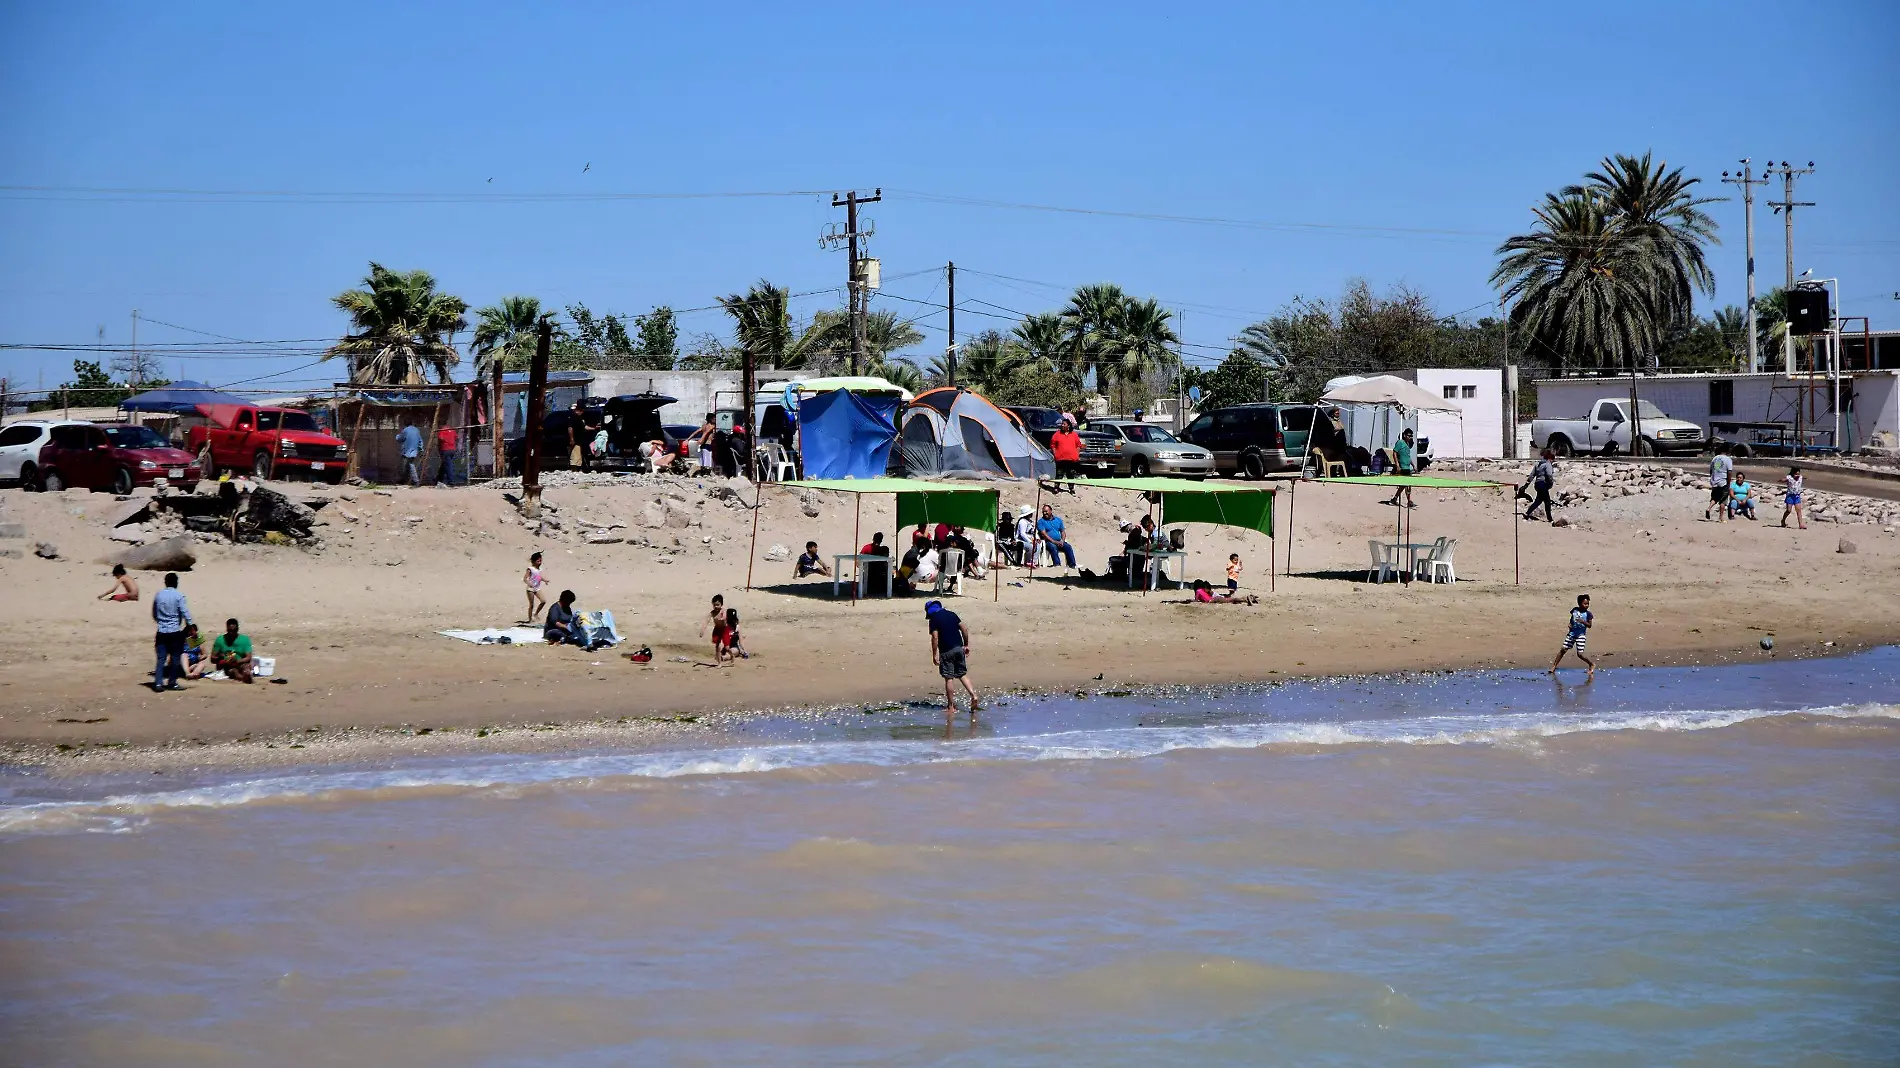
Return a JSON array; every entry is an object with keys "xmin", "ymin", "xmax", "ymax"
[
  {"xmin": 1048, "ymin": 416, "xmax": 1083, "ymax": 481},
  {"xmin": 434, "ymin": 424, "xmax": 459, "ymax": 487}
]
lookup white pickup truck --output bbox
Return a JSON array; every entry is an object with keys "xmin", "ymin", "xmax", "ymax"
[{"xmin": 1530, "ymin": 398, "xmax": 1706, "ymax": 457}]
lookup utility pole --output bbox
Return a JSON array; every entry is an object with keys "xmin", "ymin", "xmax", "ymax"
[
  {"xmin": 1501, "ymin": 298, "xmax": 1516, "ymax": 459},
  {"xmin": 521, "ymin": 318, "xmax": 551, "ymax": 518},
  {"xmin": 826, "ymin": 189, "xmax": 880, "ymax": 375},
  {"xmin": 1722, "ymin": 161, "xmax": 1769, "ymax": 372},
  {"xmin": 129, "ymin": 309, "xmax": 141, "ymax": 425},
  {"xmin": 945, "ymin": 261, "xmax": 956, "ymax": 387},
  {"xmin": 1767, "ymin": 161, "xmax": 1816, "ymax": 293}
]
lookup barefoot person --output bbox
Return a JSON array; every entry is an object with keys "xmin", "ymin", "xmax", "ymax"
[
  {"xmin": 210, "ymin": 617, "xmax": 256, "ymax": 683},
  {"xmin": 1779, "ymin": 467, "xmax": 1807, "ymax": 529},
  {"xmin": 98, "ymin": 564, "xmax": 139, "ymax": 602},
  {"xmin": 523, "ymin": 552, "xmax": 549, "ymax": 621},
  {"xmin": 794, "ymin": 541, "xmax": 832, "ymax": 579},
  {"xmin": 1550, "ymin": 594, "xmax": 1595, "ymax": 678},
  {"xmin": 925, "ymin": 600, "xmax": 979, "ymax": 715}
]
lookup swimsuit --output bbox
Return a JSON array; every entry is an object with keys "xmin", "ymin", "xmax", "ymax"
[{"xmin": 527, "ymin": 568, "xmax": 545, "ymax": 591}]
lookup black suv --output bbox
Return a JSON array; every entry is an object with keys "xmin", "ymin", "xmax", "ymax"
[{"xmin": 1178, "ymin": 404, "xmax": 1316, "ymax": 478}]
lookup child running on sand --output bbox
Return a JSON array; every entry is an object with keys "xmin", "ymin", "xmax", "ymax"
[
  {"xmin": 1226, "ymin": 553, "xmax": 1243, "ymax": 595},
  {"xmin": 699, "ymin": 594, "xmax": 726, "ymax": 660},
  {"xmin": 1780, "ymin": 467, "xmax": 1807, "ymax": 529},
  {"xmin": 1550, "ymin": 594, "xmax": 1595, "ymax": 678},
  {"xmin": 523, "ymin": 552, "xmax": 548, "ymax": 621},
  {"xmin": 97, "ymin": 564, "xmax": 139, "ymax": 601}
]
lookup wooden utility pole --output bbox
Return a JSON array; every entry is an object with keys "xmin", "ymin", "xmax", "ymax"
[
  {"xmin": 1767, "ymin": 162, "xmax": 1816, "ymax": 295},
  {"xmin": 829, "ymin": 189, "xmax": 880, "ymax": 374},
  {"xmin": 1722, "ymin": 161, "xmax": 1768, "ymax": 372},
  {"xmin": 946, "ymin": 260, "xmax": 956, "ymax": 387},
  {"xmin": 522, "ymin": 319, "xmax": 551, "ymax": 518}
]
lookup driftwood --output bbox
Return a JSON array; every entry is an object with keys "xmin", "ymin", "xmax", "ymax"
[{"xmin": 109, "ymin": 536, "xmax": 197, "ymax": 571}]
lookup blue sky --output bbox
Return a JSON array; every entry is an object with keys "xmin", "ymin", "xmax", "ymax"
[{"xmin": 2, "ymin": 0, "xmax": 1895, "ymax": 396}]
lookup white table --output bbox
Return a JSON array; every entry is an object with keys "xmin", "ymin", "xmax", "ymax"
[
  {"xmin": 1127, "ymin": 549, "xmax": 1187, "ymax": 589},
  {"xmin": 1372, "ymin": 541, "xmax": 1437, "ymax": 583},
  {"xmin": 833, "ymin": 553, "xmax": 894, "ymax": 598}
]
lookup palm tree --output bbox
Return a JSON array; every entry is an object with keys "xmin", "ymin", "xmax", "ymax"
[
  {"xmin": 1095, "ymin": 297, "xmax": 1179, "ymax": 387},
  {"xmin": 718, "ymin": 280, "xmax": 796, "ymax": 368},
  {"xmin": 469, "ymin": 295, "xmax": 546, "ymax": 379},
  {"xmin": 935, "ymin": 329, "xmax": 1032, "ymax": 392},
  {"xmin": 1567, "ymin": 152, "xmax": 1720, "ymax": 333},
  {"xmin": 867, "ymin": 355, "xmax": 926, "ymax": 394},
  {"xmin": 1230, "ymin": 321, "xmax": 1288, "ymax": 370},
  {"xmin": 863, "ymin": 309, "xmax": 924, "ymax": 363},
  {"xmin": 1013, "ymin": 313, "xmax": 1066, "ymax": 372},
  {"xmin": 1492, "ymin": 192, "xmax": 1666, "ymax": 373},
  {"xmin": 1059, "ymin": 282, "xmax": 1129, "ymax": 388},
  {"xmin": 327, "ymin": 263, "xmax": 468, "ymax": 384}
]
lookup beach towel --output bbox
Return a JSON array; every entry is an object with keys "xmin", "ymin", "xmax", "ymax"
[{"xmin": 439, "ymin": 626, "xmax": 549, "ymax": 645}]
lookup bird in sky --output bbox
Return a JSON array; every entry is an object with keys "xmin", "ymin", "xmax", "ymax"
[
  {"xmin": 486, "ymin": 177, "xmax": 494, "ymax": 183},
  {"xmin": 582, "ymin": 162, "xmax": 591, "ymax": 173}
]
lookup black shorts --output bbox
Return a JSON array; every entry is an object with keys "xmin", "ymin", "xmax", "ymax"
[
  {"xmin": 938, "ymin": 648, "xmax": 968, "ymax": 679},
  {"xmin": 1710, "ymin": 486, "xmax": 1730, "ymax": 503}
]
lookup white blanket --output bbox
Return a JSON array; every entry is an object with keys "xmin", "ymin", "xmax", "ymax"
[{"xmin": 439, "ymin": 626, "xmax": 548, "ymax": 646}]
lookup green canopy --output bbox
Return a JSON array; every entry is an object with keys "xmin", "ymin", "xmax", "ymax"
[
  {"xmin": 783, "ymin": 478, "xmax": 999, "ymax": 533},
  {"xmin": 1312, "ymin": 475, "xmax": 1509, "ymax": 489},
  {"xmin": 1050, "ymin": 477, "xmax": 1277, "ymax": 537}
]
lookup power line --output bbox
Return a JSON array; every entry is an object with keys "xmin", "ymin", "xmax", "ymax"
[{"xmin": 0, "ymin": 184, "xmax": 842, "ymax": 204}]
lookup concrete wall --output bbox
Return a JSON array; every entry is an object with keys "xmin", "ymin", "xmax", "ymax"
[
  {"xmin": 1533, "ymin": 371, "xmax": 1900, "ymax": 451},
  {"xmin": 587, "ymin": 370, "xmax": 800, "ymax": 427},
  {"xmin": 1385, "ymin": 368, "xmax": 1505, "ymax": 457}
]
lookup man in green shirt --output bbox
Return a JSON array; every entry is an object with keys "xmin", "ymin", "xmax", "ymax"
[{"xmin": 210, "ymin": 617, "xmax": 255, "ymax": 683}]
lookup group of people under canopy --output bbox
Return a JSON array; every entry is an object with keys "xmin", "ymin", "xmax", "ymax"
[{"xmin": 795, "ymin": 522, "xmax": 986, "ymax": 596}]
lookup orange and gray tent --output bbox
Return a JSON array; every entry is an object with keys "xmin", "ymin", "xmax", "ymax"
[{"xmin": 898, "ymin": 387, "xmax": 1054, "ymax": 479}]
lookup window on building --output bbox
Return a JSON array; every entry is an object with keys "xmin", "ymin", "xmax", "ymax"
[
  {"xmin": 1442, "ymin": 385, "xmax": 1457, "ymax": 399},
  {"xmin": 1709, "ymin": 380, "xmax": 1734, "ymax": 416},
  {"xmin": 1461, "ymin": 385, "xmax": 1477, "ymax": 398}
]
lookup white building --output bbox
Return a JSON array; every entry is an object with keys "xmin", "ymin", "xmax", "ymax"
[
  {"xmin": 1377, "ymin": 368, "xmax": 1508, "ymax": 458},
  {"xmin": 1533, "ymin": 370, "xmax": 1900, "ymax": 453}
]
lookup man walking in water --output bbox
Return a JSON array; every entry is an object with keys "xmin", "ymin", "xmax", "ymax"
[
  {"xmin": 925, "ymin": 600, "xmax": 979, "ymax": 716},
  {"xmin": 1550, "ymin": 593, "xmax": 1595, "ymax": 679}
]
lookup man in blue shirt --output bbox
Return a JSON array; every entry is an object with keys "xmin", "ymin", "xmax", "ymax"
[
  {"xmin": 150, "ymin": 571, "xmax": 193, "ymax": 692},
  {"xmin": 925, "ymin": 600, "xmax": 979, "ymax": 716},
  {"xmin": 396, "ymin": 420, "xmax": 423, "ymax": 486},
  {"xmin": 1036, "ymin": 503, "xmax": 1077, "ymax": 569}
]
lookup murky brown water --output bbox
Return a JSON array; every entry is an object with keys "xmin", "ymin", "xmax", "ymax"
[{"xmin": 4, "ymin": 656, "xmax": 1898, "ymax": 1065}]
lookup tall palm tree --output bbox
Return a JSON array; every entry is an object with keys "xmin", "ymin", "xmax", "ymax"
[
  {"xmin": 1567, "ymin": 151, "xmax": 1720, "ymax": 333},
  {"xmin": 1059, "ymin": 282, "xmax": 1129, "ymax": 388},
  {"xmin": 1230, "ymin": 321, "xmax": 1288, "ymax": 370},
  {"xmin": 1094, "ymin": 297, "xmax": 1179, "ymax": 387},
  {"xmin": 1013, "ymin": 313, "xmax": 1066, "ymax": 372},
  {"xmin": 1492, "ymin": 192, "xmax": 1666, "ymax": 373},
  {"xmin": 718, "ymin": 279, "xmax": 796, "ymax": 368},
  {"xmin": 469, "ymin": 295, "xmax": 546, "ymax": 379},
  {"xmin": 862, "ymin": 308, "xmax": 924, "ymax": 363},
  {"xmin": 935, "ymin": 329, "xmax": 1031, "ymax": 392},
  {"xmin": 867, "ymin": 355, "xmax": 926, "ymax": 394},
  {"xmin": 327, "ymin": 263, "xmax": 468, "ymax": 384}
]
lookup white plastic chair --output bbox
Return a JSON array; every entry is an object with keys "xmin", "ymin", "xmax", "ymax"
[
  {"xmin": 1418, "ymin": 538, "xmax": 1458, "ymax": 584},
  {"xmin": 758, "ymin": 443, "xmax": 796, "ymax": 482},
  {"xmin": 934, "ymin": 548, "xmax": 965, "ymax": 595},
  {"xmin": 1366, "ymin": 539, "xmax": 1397, "ymax": 583},
  {"xmin": 1411, "ymin": 537, "xmax": 1448, "ymax": 580}
]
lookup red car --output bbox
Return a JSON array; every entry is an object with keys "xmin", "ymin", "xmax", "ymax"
[{"xmin": 36, "ymin": 422, "xmax": 203, "ymax": 494}]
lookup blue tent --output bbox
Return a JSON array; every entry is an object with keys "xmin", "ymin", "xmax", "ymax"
[
  {"xmin": 797, "ymin": 389, "xmax": 898, "ymax": 479},
  {"xmin": 120, "ymin": 381, "xmax": 254, "ymax": 413}
]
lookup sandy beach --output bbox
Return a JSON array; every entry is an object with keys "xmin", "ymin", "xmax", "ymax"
[{"xmin": 3, "ymin": 462, "xmax": 1898, "ymax": 768}]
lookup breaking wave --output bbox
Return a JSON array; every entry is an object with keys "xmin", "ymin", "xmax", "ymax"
[{"xmin": 3, "ymin": 702, "xmax": 1894, "ymax": 837}]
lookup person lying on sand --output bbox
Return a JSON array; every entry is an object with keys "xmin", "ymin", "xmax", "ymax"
[
  {"xmin": 1191, "ymin": 580, "xmax": 1257, "ymax": 605},
  {"xmin": 98, "ymin": 564, "xmax": 139, "ymax": 602}
]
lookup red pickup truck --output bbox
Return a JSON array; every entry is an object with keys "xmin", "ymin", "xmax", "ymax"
[{"xmin": 187, "ymin": 404, "xmax": 350, "ymax": 482}]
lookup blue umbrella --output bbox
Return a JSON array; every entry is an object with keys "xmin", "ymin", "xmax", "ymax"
[{"xmin": 120, "ymin": 381, "xmax": 254, "ymax": 414}]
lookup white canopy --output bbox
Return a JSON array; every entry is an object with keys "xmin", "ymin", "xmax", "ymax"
[{"xmin": 1319, "ymin": 374, "xmax": 1463, "ymax": 413}]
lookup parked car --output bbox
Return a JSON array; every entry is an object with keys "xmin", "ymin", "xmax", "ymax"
[
  {"xmin": 186, "ymin": 404, "xmax": 349, "ymax": 481},
  {"xmin": 36, "ymin": 422, "xmax": 202, "ymax": 494},
  {"xmin": 1178, "ymin": 404, "xmax": 1317, "ymax": 478},
  {"xmin": 1531, "ymin": 397, "xmax": 1704, "ymax": 457},
  {"xmin": 1074, "ymin": 430, "xmax": 1121, "ymax": 475},
  {"xmin": 0, "ymin": 419, "xmax": 87, "ymax": 488},
  {"xmin": 1085, "ymin": 419, "xmax": 1214, "ymax": 478},
  {"xmin": 1005, "ymin": 406, "xmax": 1068, "ymax": 447}
]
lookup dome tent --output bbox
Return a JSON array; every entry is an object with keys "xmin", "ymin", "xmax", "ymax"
[{"xmin": 898, "ymin": 387, "xmax": 1053, "ymax": 479}]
